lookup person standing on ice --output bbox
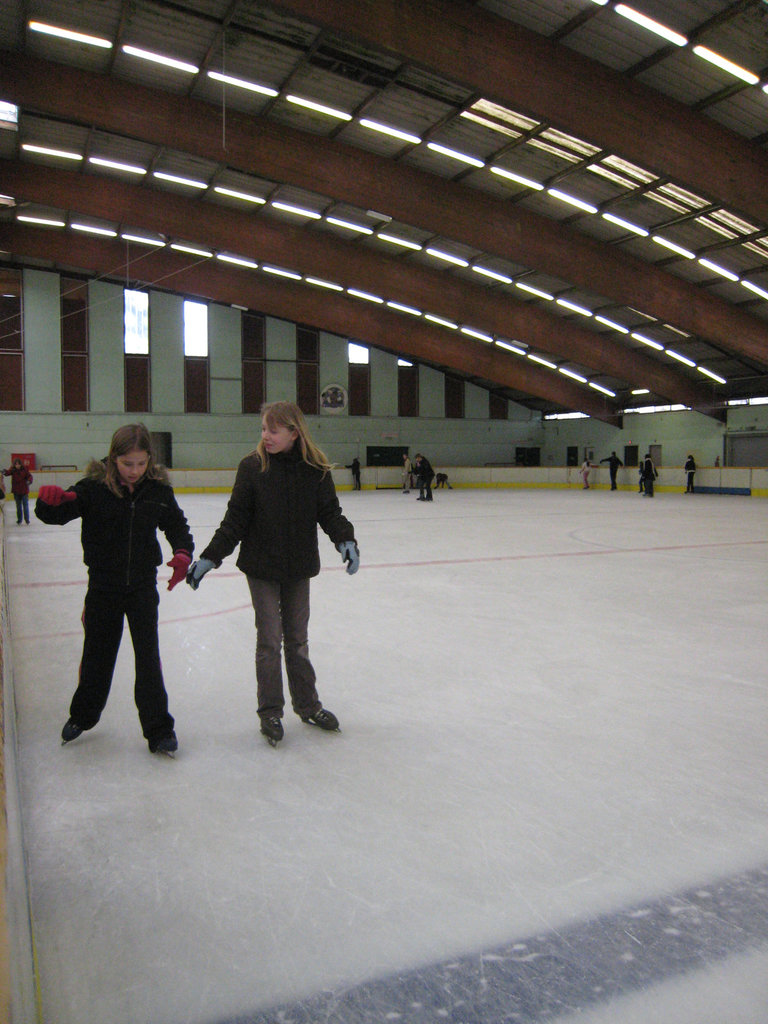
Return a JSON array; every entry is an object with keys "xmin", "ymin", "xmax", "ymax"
[
  {"xmin": 34, "ymin": 423, "xmax": 193, "ymax": 756},
  {"xmin": 186, "ymin": 401, "xmax": 359, "ymax": 747}
]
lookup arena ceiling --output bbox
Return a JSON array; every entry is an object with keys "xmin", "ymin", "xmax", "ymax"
[{"xmin": 2, "ymin": 0, "xmax": 768, "ymax": 423}]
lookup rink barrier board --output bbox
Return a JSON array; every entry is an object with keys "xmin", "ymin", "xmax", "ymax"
[
  {"xmin": 17, "ymin": 464, "xmax": 768, "ymax": 497},
  {"xmin": 0, "ymin": 517, "xmax": 42, "ymax": 1024}
]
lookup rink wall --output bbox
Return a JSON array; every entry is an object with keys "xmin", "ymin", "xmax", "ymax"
[
  {"xmin": 0, "ymin": 518, "xmax": 39, "ymax": 1024},
  {"xmin": 19, "ymin": 463, "xmax": 768, "ymax": 497}
]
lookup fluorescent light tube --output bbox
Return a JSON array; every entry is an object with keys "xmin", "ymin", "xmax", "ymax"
[
  {"xmin": 693, "ymin": 46, "xmax": 759, "ymax": 85},
  {"xmin": 271, "ymin": 201, "xmax": 322, "ymax": 219},
  {"xmin": 614, "ymin": 6, "xmax": 687, "ymax": 46},
  {"xmin": 214, "ymin": 186, "xmax": 265, "ymax": 204},
  {"xmin": 652, "ymin": 236, "xmax": 695, "ymax": 259},
  {"xmin": 425, "ymin": 248, "xmax": 469, "ymax": 267},
  {"xmin": 122, "ymin": 45, "xmax": 198, "ymax": 74},
  {"xmin": 547, "ymin": 188, "xmax": 598, "ymax": 214},
  {"xmin": 490, "ymin": 167, "xmax": 544, "ymax": 190},
  {"xmin": 602, "ymin": 212, "xmax": 649, "ymax": 236},
  {"xmin": 22, "ymin": 143, "xmax": 82, "ymax": 160},
  {"xmin": 89, "ymin": 156, "xmax": 146, "ymax": 175},
  {"xmin": 208, "ymin": 71, "xmax": 278, "ymax": 96},
  {"xmin": 29, "ymin": 20, "xmax": 112, "ymax": 47},
  {"xmin": 359, "ymin": 119, "xmax": 421, "ymax": 145},
  {"xmin": 426, "ymin": 143, "xmax": 484, "ymax": 167},
  {"xmin": 286, "ymin": 94, "xmax": 351, "ymax": 120},
  {"xmin": 326, "ymin": 217, "xmax": 373, "ymax": 234},
  {"xmin": 154, "ymin": 171, "xmax": 207, "ymax": 189}
]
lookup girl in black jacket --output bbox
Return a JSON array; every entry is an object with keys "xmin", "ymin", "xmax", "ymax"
[
  {"xmin": 187, "ymin": 401, "xmax": 359, "ymax": 747},
  {"xmin": 35, "ymin": 424, "xmax": 193, "ymax": 756}
]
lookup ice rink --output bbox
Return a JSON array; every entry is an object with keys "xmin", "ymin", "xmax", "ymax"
[{"xmin": 4, "ymin": 485, "xmax": 768, "ymax": 1024}]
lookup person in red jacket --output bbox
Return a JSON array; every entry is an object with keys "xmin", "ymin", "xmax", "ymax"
[
  {"xmin": 3, "ymin": 458, "xmax": 33, "ymax": 524},
  {"xmin": 187, "ymin": 401, "xmax": 359, "ymax": 747},
  {"xmin": 35, "ymin": 424, "xmax": 193, "ymax": 756}
]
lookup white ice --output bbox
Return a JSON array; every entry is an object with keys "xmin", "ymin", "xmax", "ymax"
[{"xmin": 5, "ymin": 488, "xmax": 768, "ymax": 1023}]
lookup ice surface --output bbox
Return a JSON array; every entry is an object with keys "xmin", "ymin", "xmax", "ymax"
[{"xmin": 4, "ymin": 488, "xmax": 768, "ymax": 1023}]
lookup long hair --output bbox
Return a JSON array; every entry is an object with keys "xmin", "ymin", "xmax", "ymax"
[
  {"xmin": 86, "ymin": 423, "xmax": 168, "ymax": 496},
  {"xmin": 255, "ymin": 401, "xmax": 331, "ymax": 475}
]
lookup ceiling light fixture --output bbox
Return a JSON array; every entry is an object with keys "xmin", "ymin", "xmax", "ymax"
[
  {"xmin": 122, "ymin": 45, "xmax": 198, "ymax": 74},
  {"xmin": 666, "ymin": 349, "xmax": 696, "ymax": 367},
  {"xmin": 424, "ymin": 313, "xmax": 458, "ymax": 329},
  {"xmin": 358, "ymin": 119, "xmax": 421, "ymax": 145},
  {"xmin": 22, "ymin": 143, "xmax": 82, "ymax": 161},
  {"xmin": 89, "ymin": 156, "xmax": 146, "ymax": 175},
  {"xmin": 170, "ymin": 243, "xmax": 212, "ymax": 257},
  {"xmin": 305, "ymin": 277, "xmax": 343, "ymax": 291},
  {"xmin": 213, "ymin": 186, "xmax": 265, "ymax": 204},
  {"xmin": 17, "ymin": 214, "xmax": 66, "ymax": 227},
  {"xmin": 387, "ymin": 301, "xmax": 422, "ymax": 316},
  {"xmin": 698, "ymin": 366, "xmax": 727, "ymax": 384},
  {"xmin": 271, "ymin": 201, "xmax": 322, "ymax": 219},
  {"xmin": 559, "ymin": 367, "xmax": 588, "ymax": 383},
  {"xmin": 262, "ymin": 265, "xmax": 301, "ymax": 280},
  {"xmin": 613, "ymin": 5, "xmax": 687, "ymax": 46},
  {"xmin": 121, "ymin": 233, "xmax": 165, "ymax": 247},
  {"xmin": 496, "ymin": 340, "xmax": 527, "ymax": 355},
  {"xmin": 631, "ymin": 331, "xmax": 664, "ymax": 351},
  {"xmin": 589, "ymin": 382, "xmax": 616, "ymax": 397},
  {"xmin": 515, "ymin": 282, "xmax": 553, "ymax": 301},
  {"xmin": 461, "ymin": 327, "xmax": 493, "ymax": 342},
  {"xmin": 490, "ymin": 166, "xmax": 544, "ymax": 190},
  {"xmin": 71, "ymin": 222, "xmax": 117, "ymax": 237},
  {"xmin": 556, "ymin": 298, "xmax": 593, "ymax": 316},
  {"xmin": 426, "ymin": 143, "xmax": 484, "ymax": 167},
  {"xmin": 207, "ymin": 71, "xmax": 278, "ymax": 97},
  {"xmin": 698, "ymin": 258, "xmax": 739, "ymax": 282},
  {"xmin": 740, "ymin": 280, "xmax": 768, "ymax": 301},
  {"xmin": 595, "ymin": 315, "xmax": 629, "ymax": 333},
  {"xmin": 601, "ymin": 212, "xmax": 649, "ymax": 236},
  {"xmin": 29, "ymin": 20, "xmax": 111, "ymax": 47},
  {"xmin": 693, "ymin": 46, "xmax": 760, "ymax": 85},
  {"xmin": 528, "ymin": 353, "xmax": 557, "ymax": 369},
  {"xmin": 153, "ymin": 171, "xmax": 207, "ymax": 189},
  {"xmin": 216, "ymin": 254, "xmax": 259, "ymax": 269},
  {"xmin": 286, "ymin": 94, "xmax": 352, "ymax": 120},
  {"xmin": 377, "ymin": 233, "xmax": 422, "ymax": 250},
  {"xmin": 326, "ymin": 217, "xmax": 373, "ymax": 234},
  {"xmin": 652, "ymin": 235, "xmax": 695, "ymax": 259},
  {"xmin": 472, "ymin": 265, "xmax": 512, "ymax": 284},
  {"xmin": 547, "ymin": 188, "xmax": 598, "ymax": 214},
  {"xmin": 425, "ymin": 248, "xmax": 469, "ymax": 267}
]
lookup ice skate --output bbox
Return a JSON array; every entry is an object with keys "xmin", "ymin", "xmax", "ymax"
[
  {"xmin": 61, "ymin": 718, "xmax": 83, "ymax": 745},
  {"xmin": 260, "ymin": 716, "xmax": 284, "ymax": 747},
  {"xmin": 301, "ymin": 708, "xmax": 340, "ymax": 732},
  {"xmin": 149, "ymin": 733, "xmax": 178, "ymax": 757}
]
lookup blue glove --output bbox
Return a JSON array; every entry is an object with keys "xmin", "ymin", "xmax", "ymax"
[
  {"xmin": 337, "ymin": 540, "xmax": 360, "ymax": 575},
  {"xmin": 186, "ymin": 557, "xmax": 216, "ymax": 590}
]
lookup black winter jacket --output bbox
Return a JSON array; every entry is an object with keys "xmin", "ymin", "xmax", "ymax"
[
  {"xmin": 35, "ymin": 472, "xmax": 193, "ymax": 587},
  {"xmin": 201, "ymin": 448, "xmax": 355, "ymax": 582}
]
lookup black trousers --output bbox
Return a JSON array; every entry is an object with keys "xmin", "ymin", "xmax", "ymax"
[{"xmin": 71, "ymin": 579, "xmax": 174, "ymax": 743}]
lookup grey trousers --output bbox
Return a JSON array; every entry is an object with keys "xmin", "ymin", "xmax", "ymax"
[{"xmin": 246, "ymin": 576, "xmax": 321, "ymax": 720}]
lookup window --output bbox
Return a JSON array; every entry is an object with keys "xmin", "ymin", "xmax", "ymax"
[
  {"xmin": 184, "ymin": 299, "xmax": 209, "ymax": 413},
  {"xmin": 61, "ymin": 277, "xmax": 88, "ymax": 411},
  {"xmin": 398, "ymin": 360, "xmax": 419, "ymax": 417},
  {"xmin": 445, "ymin": 375, "xmax": 464, "ymax": 419},
  {"xmin": 124, "ymin": 289, "xmax": 150, "ymax": 412},
  {"xmin": 242, "ymin": 311, "xmax": 265, "ymax": 414},
  {"xmin": 489, "ymin": 392, "xmax": 507, "ymax": 419},
  {"xmin": 297, "ymin": 325, "xmax": 319, "ymax": 414},
  {"xmin": 348, "ymin": 341, "xmax": 369, "ymax": 416},
  {"xmin": 0, "ymin": 268, "xmax": 23, "ymax": 410}
]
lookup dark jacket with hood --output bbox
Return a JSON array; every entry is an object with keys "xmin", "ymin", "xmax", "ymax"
[
  {"xmin": 35, "ymin": 463, "xmax": 193, "ymax": 587},
  {"xmin": 201, "ymin": 448, "xmax": 355, "ymax": 582}
]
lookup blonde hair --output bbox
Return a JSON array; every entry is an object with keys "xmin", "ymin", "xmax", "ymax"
[
  {"xmin": 87, "ymin": 423, "xmax": 168, "ymax": 496},
  {"xmin": 256, "ymin": 401, "xmax": 331, "ymax": 474}
]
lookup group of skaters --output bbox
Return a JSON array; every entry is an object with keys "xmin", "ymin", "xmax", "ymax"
[
  {"xmin": 401, "ymin": 452, "xmax": 446, "ymax": 501},
  {"xmin": 31, "ymin": 404, "xmax": 359, "ymax": 758},
  {"xmin": 580, "ymin": 451, "xmax": 698, "ymax": 495}
]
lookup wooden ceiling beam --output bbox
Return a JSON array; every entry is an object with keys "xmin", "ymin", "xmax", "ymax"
[
  {"xmin": 3, "ymin": 160, "xmax": 721, "ymax": 415},
  {"xmin": 272, "ymin": 0, "xmax": 768, "ymax": 226},
  {"xmin": 0, "ymin": 222, "xmax": 622, "ymax": 423},
  {"xmin": 2, "ymin": 53, "xmax": 767, "ymax": 368}
]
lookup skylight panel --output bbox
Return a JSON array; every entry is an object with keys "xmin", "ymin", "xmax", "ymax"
[
  {"xmin": 526, "ymin": 138, "xmax": 582, "ymax": 163},
  {"xmin": 601, "ymin": 155, "xmax": 656, "ymax": 184},
  {"xmin": 656, "ymin": 183, "xmax": 708, "ymax": 209},
  {"xmin": 539, "ymin": 129, "xmax": 600, "ymax": 158},
  {"xmin": 468, "ymin": 100, "xmax": 538, "ymax": 133},
  {"xmin": 459, "ymin": 111, "xmax": 520, "ymax": 139}
]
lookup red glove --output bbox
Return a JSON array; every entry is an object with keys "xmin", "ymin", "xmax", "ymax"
[
  {"xmin": 38, "ymin": 485, "xmax": 77, "ymax": 506},
  {"xmin": 166, "ymin": 550, "xmax": 191, "ymax": 591}
]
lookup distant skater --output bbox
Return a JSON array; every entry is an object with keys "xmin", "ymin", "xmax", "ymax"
[
  {"xmin": 187, "ymin": 401, "xmax": 359, "ymax": 747},
  {"xmin": 641, "ymin": 452, "xmax": 658, "ymax": 497},
  {"xmin": 346, "ymin": 456, "xmax": 361, "ymax": 490},
  {"xmin": 35, "ymin": 424, "xmax": 193, "ymax": 756},
  {"xmin": 684, "ymin": 455, "xmax": 696, "ymax": 493},
  {"xmin": 599, "ymin": 451, "xmax": 623, "ymax": 491},
  {"xmin": 3, "ymin": 457, "xmax": 33, "ymax": 524},
  {"xmin": 414, "ymin": 453, "xmax": 434, "ymax": 501},
  {"xmin": 402, "ymin": 453, "xmax": 413, "ymax": 493},
  {"xmin": 580, "ymin": 458, "xmax": 594, "ymax": 489}
]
